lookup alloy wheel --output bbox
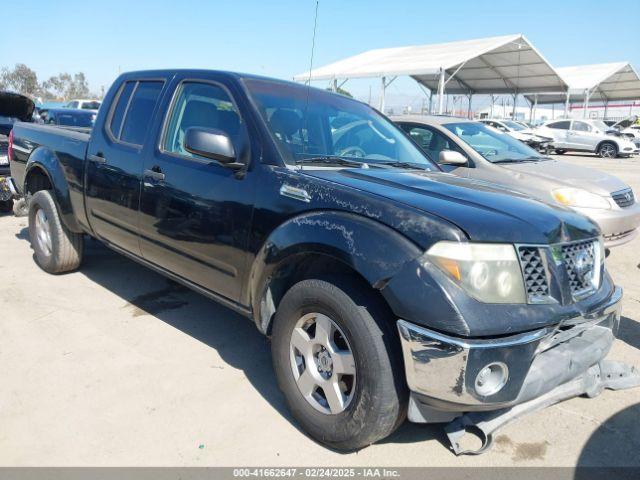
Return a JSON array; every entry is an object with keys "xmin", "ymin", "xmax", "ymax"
[
  {"xmin": 600, "ymin": 144, "xmax": 616, "ymax": 158},
  {"xmin": 289, "ymin": 312, "xmax": 357, "ymax": 414},
  {"xmin": 34, "ymin": 208, "xmax": 53, "ymax": 257}
]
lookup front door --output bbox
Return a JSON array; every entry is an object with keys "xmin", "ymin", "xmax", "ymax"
[
  {"xmin": 138, "ymin": 78, "xmax": 256, "ymax": 302},
  {"xmin": 85, "ymin": 79, "xmax": 165, "ymax": 254},
  {"xmin": 569, "ymin": 120, "xmax": 599, "ymax": 151}
]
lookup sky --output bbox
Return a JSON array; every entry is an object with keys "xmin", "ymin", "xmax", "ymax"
[{"xmin": 2, "ymin": 0, "xmax": 639, "ymax": 110}]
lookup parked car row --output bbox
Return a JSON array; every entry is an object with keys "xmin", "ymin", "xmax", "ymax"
[
  {"xmin": 2, "ymin": 71, "xmax": 639, "ymax": 455},
  {"xmin": 393, "ymin": 115, "xmax": 640, "ymax": 248}
]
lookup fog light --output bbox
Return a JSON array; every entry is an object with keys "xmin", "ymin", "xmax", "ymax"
[{"xmin": 475, "ymin": 362, "xmax": 508, "ymax": 396}]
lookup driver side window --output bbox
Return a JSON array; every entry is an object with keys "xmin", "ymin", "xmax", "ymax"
[
  {"xmin": 572, "ymin": 121, "xmax": 591, "ymax": 132},
  {"xmin": 163, "ymin": 82, "xmax": 241, "ymax": 160}
]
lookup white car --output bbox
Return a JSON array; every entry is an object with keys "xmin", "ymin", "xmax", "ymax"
[
  {"xmin": 64, "ymin": 99, "xmax": 101, "ymax": 111},
  {"xmin": 537, "ymin": 119, "xmax": 639, "ymax": 158},
  {"xmin": 479, "ymin": 119, "xmax": 553, "ymax": 151}
]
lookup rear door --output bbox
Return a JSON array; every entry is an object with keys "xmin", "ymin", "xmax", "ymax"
[
  {"xmin": 137, "ymin": 74, "xmax": 257, "ymax": 302},
  {"xmin": 85, "ymin": 78, "xmax": 166, "ymax": 254},
  {"xmin": 543, "ymin": 120, "xmax": 571, "ymax": 148}
]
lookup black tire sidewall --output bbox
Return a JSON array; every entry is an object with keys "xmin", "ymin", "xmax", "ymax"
[{"xmin": 271, "ymin": 278, "xmax": 404, "ymax": 450}]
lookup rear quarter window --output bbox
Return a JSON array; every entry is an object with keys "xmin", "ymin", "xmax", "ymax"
[
  {"xmin": 120, "ymin": 82, "xmax": 164, "ymax": 145},
  {"xmin": 108, "ymin": 80, "xmax": 164, "ymax": 146}
]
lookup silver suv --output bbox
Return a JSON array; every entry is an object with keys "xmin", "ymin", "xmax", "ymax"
[
  {"xmin": 537, "ymin": 119, "xmax": 638, "ymax": 158},
  {"xmin": 393, "ymin": 115, "xmax": 640, "ymax": 248}
]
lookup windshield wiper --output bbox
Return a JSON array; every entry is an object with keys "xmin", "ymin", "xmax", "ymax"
[
  {"xmin": 294, "ymin": 156, "xmax": 367, "ymax": 168},
  {"xmin": 373, "ymin": 161, "xmax": 431, "ymax": 170},
  {"xmin": 492, "ymin": 157, "xmax": 543, "ymax": 164}
]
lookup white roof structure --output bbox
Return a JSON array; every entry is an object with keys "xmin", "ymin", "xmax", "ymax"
[
  {"xmin": 524, "ymin": 62, "xmax": 640, "ymax": 104},
  {"xmin": 294, "ymin": 34, "xmax": 568, "ymax": 95}
]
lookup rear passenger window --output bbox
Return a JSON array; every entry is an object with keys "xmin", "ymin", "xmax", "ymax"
[
  {"xmin": 547, "ymin": 121, "xmax": 570, "ymax": 130},
  {"xmin": 109, "ymin": 81, "xmax": 136, "ymax": 139},
  {"xmin": 120, "ymin": 81, "xmax": 164, "ymax": 145}
]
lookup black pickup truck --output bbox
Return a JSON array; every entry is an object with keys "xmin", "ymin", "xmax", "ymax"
[{"xmin": 6, "ymin": 70, "xmax": 637, "ymax": 454}]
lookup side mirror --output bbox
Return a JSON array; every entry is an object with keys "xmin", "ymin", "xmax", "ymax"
[
  {"xmin": 439, "ymin": 150, "xmax": 467, "ymax": 166},
  {"xmin": 184, "ymin": 127, "xmax": 240, "ymax": 168}
]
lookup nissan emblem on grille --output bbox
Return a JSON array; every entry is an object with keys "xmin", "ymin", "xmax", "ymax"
[{"xmin": 572, "ymin": 250, "xmax": 593, "ymax": 284}]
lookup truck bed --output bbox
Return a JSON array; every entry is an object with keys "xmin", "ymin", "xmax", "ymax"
[{"xmin": 9, "ymin": 122, "xmax": 91, "ymax": 193}]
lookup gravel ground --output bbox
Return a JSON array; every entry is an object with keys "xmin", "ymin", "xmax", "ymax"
[{"xmin": 0, "ymin": 153, "xmax": 638, "ymax": 467}]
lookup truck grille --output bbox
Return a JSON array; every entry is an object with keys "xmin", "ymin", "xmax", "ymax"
[
  {"xmin": 518, "ymin": 246, "xmax": 549, "ymax": 302},
  {"xmin": 518, "ymin": 239, "xmax": 601, "ymax": 303},
  {"xmin": 561, "ymin": 240, "xmax": 597, "ymax": 296},
  {"xmin": 611, "ymin": 188, "xmax": 635, "ymax": 208}
]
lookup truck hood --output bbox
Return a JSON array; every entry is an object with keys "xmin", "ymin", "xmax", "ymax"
[
  {"xmin": 499, "ymin": 159, "xmax": 628, "ymax": 196},
  {"xmin": 305, "ymin": 168, "xmax": 599, "ymax": 245},
  {"xmin": 0, "ymin": 91, "xmax": 35, "ymax": 122}
]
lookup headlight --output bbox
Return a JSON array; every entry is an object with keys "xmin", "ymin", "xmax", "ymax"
[
  {"xmin": 425, "ymin": 242, "xmax": 526, "ymax": 303},
  {"xmin": 552, "ymin": 188, "xmax": 611, "ymax": 210}
]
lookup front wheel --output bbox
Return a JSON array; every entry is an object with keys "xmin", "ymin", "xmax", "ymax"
[
  {"xmin": 554, "ymin": 149, "xmax": 566, "ymax": 154},
  {"xmin": 28, "ymin": 190, "xmax": 84, "ymax": 273},
  {"xmin": 271, "ymin": 278, "xmax": 406, "ymax": 451},
  {"xmin": 597, "ymin": 142, "xmax": 618, "ymax": 158}
]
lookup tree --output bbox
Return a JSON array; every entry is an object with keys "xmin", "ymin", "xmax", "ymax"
[
  {"xmin": 42, "ymin": 72, "xmax": 90, "ymax": 99},
  {"xmin": 0, "ymin": 64, "xmax": 40, "ymax": 96}
]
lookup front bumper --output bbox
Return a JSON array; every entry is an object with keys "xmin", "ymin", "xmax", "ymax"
[
  {"xmin": 397, "ymin": 286, "xmax": 622, "ymax": 422},
  {"xmin": 573, "ymin": 202, "xmax": 640, "ymax": 248}
]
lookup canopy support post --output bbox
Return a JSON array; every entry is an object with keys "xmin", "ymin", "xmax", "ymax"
[
  {"xmin": 604, "ymin": 100, "xmax": 609, "ymax": 120},
  {"xmin": 564, "ymin": 91, "xmax": 570, "ymax": 118},
  {"xmin": 512, "ymin": 91, "xmax": 518, "ymax": 119},
  {"xmin": 437, "ymin": 69, "xmax": 446, "ymax": 115},
  {"xmin": 379, "ymin": 76, "xmax": 386, "ymax": 112},
  {"xmin": 489, "ymin": 94, "xmax": 495, "ymax": 118},
  {"xmin": 332, "ymin": 78, "xmax": 338, "ymax": 92},
  {"xmin": 531, "ymin": 94, "xmax": 538, "ymax": 123},
  {"xmin": 467, "ymin": 93, "xmax": 473, "ymax": 119},
  {"xmin": 583, "ymin": 89, "xmax": 591, "ymax": 118}
]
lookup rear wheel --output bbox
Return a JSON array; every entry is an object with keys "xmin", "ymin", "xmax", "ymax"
[
  {"xmin": 28, "ymin": 190, "xmax": 83, "ymax": 273},
  {"xmin": 271, "ymin": 278, "xmax": 406, "ymax": 451},
  {"xmin": 554, "ymin": 149, "xmax": 566, "ymax": 154},
  {"xmin": 597, "ymin": 142, "xmax": 618, "ymax": 158}
]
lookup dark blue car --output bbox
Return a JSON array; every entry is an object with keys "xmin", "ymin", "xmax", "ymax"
[{"xmin": 43, "ymin": 108, "xmax": 96, "ymax": 128}]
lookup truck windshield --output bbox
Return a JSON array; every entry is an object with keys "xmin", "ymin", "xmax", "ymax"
[
  {"xmin": 443, "ymin": 122, "xmax": 545, "ymax": 163},
  {"xmin": 244, "ymin": 78, "xmax": 436, "ymax": 170}
]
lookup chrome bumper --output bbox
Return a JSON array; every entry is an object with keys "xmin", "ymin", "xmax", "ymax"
[{"xmin": 397, "ymin": 286, "xmax": 623, "ymax": 421}]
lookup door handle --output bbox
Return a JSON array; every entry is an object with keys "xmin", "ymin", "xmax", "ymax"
[
  {"xmin": 88, "ymin": 153, "xmax": 106, "ymax": 164},
  {"xmin": 144, "ymin": 167, "xmax": 165, "ymax": 182}
]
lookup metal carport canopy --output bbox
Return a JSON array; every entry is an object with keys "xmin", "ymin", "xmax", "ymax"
[
  {"xmin": 294, "ymin": 34, "xmax": 568, "ymax": 95},
  {"xmin": 524, "ymin": 62, "xmax": 640, "ymax": 104}
]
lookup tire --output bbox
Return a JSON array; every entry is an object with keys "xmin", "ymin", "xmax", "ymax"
[
  {"xmin": 0, "ymin": 199, "xmax": 12, "ymax": 213},
  {"xmin": 554, "ymin": 149, "xmax": 566, "ymax": 154},
  {"xmin": 597, "ymin": 142, "xmax": 618, "ymax": 158},
  {"xmin": 28, "ymin": 190, "xmax": 83, "ymax": 273},
  {"xmin": 271, "ymin": 277, "xmax": 406, "ymax": 451}
]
